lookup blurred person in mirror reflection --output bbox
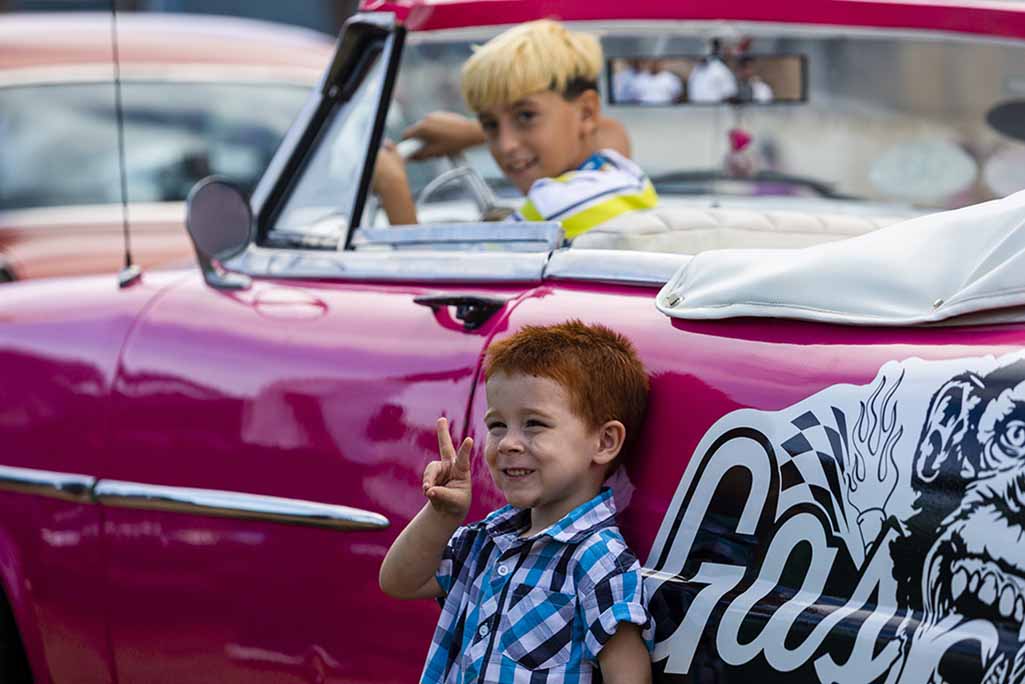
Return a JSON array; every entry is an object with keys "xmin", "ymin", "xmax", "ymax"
[
  {"xmin": 371, "ymin": 20, "xmax": 658, "ymax": 238},
  {"xmin": 732, "ymin": 55, "xmax": 773, "ymax": 104},
  {"xmin": 628, "ymin": 59, "xmax": 684, "ymax": 105},
  {"xmin": 612, "ymin": 59, "xmax": 644, "ymax": 103},
  {"xmin": 379, "ymin": 320, "xmax": 654, "ymax": 684},
  {"xmin": 687, "ymin": 38, "xmax": 737, "ymax": 103}
]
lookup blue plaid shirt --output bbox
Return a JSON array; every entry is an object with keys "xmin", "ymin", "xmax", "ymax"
[{"xmin": 421, "ymin": 488, "xmax": 652, "ymax": 683}]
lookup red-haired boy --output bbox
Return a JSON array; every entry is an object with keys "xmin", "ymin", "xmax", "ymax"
[{"xmin": 380, "ymin": 320, "xmax": 652, "ymax": 683}]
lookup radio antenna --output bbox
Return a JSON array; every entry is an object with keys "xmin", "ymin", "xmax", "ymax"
[{"xmin": 111, "ymin": 0, "xmax": 141, "ymax": 288}]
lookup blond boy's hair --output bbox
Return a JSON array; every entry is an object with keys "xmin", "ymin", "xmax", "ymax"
[{"xmin": 461, "ymin": 20, "xmax": 602, "ymax": 113}]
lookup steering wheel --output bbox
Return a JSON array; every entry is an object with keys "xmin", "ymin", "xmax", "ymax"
[{"xmin": 364, "ymin": 139, "xmax": 503, "ymax": 226}]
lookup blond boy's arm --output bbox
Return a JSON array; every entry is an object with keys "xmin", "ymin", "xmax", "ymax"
[
  {"xmin": 597, "ymin": 623, "xmax": 652, "ymax": 684},
  {"xmin": 402, "ymin": 111, "xmax": 633, "ymax": 160},
  {"xmin": 371, "ymin": 143, "xmax": 419, "ymax": 226},
  {"xmin": 402, "ymin": 112, "xmax": 486, "ymax": 160},
  {"xmin": 379, "ymin": 418, "xmax": 473, "ymax": 599}
]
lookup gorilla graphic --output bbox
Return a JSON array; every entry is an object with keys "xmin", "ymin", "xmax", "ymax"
[{"xmin": 892, "ymin": 360, "xmax": 1025, "ymax": 684}]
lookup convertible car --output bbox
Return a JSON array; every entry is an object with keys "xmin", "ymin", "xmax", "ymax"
[{"xmin": 2, "ymin": 1, "xmax": 1025, "ymax": 683}]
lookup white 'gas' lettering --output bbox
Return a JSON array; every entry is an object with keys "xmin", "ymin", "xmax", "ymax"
[
  {"xmin": 646, "ymin": 432, "xmax": 774, "ymax": 674},
  {"xmin": 652, "ymin": 563, "xmax": 745, "ymax": 672},
  {"xmin": 813, "ymin": 526, "xmax": 903, "ymax": 683},
  {"xmin": 717, "ymin": 513, "xmax": 837, "ymax": 668}
]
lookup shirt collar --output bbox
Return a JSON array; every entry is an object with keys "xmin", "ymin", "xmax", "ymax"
[
  {"xmin": 577, "ymin": 151, "xmax": 611, "ymax": 172},
  {"xmin": 482, "ymin": 487, "xmax": 617, "ymax": 546}
]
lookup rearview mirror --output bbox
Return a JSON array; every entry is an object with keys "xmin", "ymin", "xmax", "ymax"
[
  {"xmin": 607, "ymin": 54, "xmax": 807, "ymax": 105},
  {"xmin": 185, "ymin": 176, "xmax": 253, "ymax": 290}
]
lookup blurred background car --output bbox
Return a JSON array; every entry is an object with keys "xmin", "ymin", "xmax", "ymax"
[{"xmin": 0, "ymin": 11, "xmax": 334, "ymax": 281}]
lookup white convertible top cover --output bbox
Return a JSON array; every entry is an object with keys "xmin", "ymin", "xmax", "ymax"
[{"xmin": 656, "ymin": 189, "xmax": 1025, "ymax": 325}]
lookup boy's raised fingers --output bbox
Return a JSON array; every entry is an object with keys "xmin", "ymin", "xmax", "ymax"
[
  {"xmin": 454, "ymin": 437, "xmax": 474, "ymax": 474},
  {"xmin": 422, "ymin": 460, "xmax": 445, "ymax": 492},
  {"xmin": 436, "ymin": 417, "xmax": 456, "ymax": 462}
]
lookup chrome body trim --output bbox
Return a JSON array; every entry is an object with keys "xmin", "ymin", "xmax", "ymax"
[
  {"xmin": 228, "ymin": 245, "xmax": 549, "ymax": 283},
  {"xmin": 229, "ymin": 244, "xmax": 689, "ymax": 286},
  {"xmin": 544, "ymin": 249, "xmax": 688, "ymax": 286},
  {"xmin": 0, "ymin": 465, "xmax": 95, "ymax": 503},
  {"xmin": 93, "ymin": 480, "xmax": 390, "ymax": 531},
  {"xmin": 355, "ymin": 222, "xmax": 563, "ymax": 251}
]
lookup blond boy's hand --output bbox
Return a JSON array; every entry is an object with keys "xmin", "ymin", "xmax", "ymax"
[
  {"xmin": 402, "ymin": 112, "xmax": 486, "ymax": 161},
  {"xmin": 423, "ymin": 417, "xmax": 474, "ymax": 518}
]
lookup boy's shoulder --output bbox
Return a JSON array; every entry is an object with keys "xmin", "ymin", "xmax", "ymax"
[
  {"xmin": 564, "ymin": 523, "xmax": 644, "ymax": 591},
  {"xmin": 534, "ymin": 149, "xmax": 646, "ymax": 194},
  {"xmin": 514, "ymin": 149, "xmax": 654, "ymax": 226}
]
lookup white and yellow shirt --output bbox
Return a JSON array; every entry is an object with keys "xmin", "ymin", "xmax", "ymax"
[{"xmin": 510, "ymin": 149, "xmax": 658, "ymax": 240}]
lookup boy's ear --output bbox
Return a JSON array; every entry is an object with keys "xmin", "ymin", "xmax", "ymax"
[
  {"xmin": 592, "ymin": 420, "xmax": 626, "ymax": 466},
  {"xmin": 575, "ymin": 89, "xmax": 601, "ymax": 137}
]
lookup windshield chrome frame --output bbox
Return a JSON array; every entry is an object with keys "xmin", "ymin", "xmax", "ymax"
[{"xmin": 250, "ymin": 12, "xmax": 405, "ymax": 249}]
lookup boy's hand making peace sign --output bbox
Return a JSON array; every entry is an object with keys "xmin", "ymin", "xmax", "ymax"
[
  {"xmin": 379, "ymin": 417, "xmax": 475, "ymax": 600},
  {"xmin": 423, "ymin": 417, "xmax": 474, "ymax": 518}
]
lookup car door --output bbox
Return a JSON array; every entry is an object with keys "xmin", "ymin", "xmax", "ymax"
[
  {"xmin": 102, "ymin": 274, "xmax": 535, "ymax": 684},
  {"xmin": 93, "ymin": 14, "xmax": 540, "ymax": 684}
]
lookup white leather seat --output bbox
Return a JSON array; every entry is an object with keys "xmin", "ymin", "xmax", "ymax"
[{"xmin": 571, "ymin": 207, "xmax": 906, "ymax": 254}]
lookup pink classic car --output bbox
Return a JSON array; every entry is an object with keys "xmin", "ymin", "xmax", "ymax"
[
  {"xmin": 0, "ymin": 12, "xmax": 332, "ymax": 281},
  {"xmin": 3, "ymin": 1, "xmax": 1025, "ymax": 683}
]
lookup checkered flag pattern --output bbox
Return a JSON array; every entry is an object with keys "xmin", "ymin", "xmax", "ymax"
[{"xmin": 776, "ymin": 408, "xmax": 851, "ymax": 534}]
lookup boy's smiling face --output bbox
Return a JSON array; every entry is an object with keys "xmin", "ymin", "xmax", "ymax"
[
  {"xmin": 483, "ymin": 370, "xmax": 621, "ymax": 533},
  {"xmin": 477, "ymin": 89, "xmax": 599, "ymax": 194}
]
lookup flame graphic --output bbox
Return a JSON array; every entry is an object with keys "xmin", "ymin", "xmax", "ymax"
[{"xmin": 848, "ymin": 369, "xmax": 905, "ymax": 515}]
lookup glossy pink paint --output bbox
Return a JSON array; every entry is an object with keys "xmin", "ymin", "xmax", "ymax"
[
  {"xmin": 362, "ymin": 0, "xmax": 1025, "ymax": 40},
  {"xmin": 5, "ymin": 267, "xmax": 1025, "ymax": 681},
  {"xmin": 100, "ymin": 276, "xmax": 532, "ymax": 683},
  {"xmin": 0, "ymin": 271, "xmax": 187, "ymax": 683}
]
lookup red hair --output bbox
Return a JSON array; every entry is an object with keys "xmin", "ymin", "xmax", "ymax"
[{"xmin": 483, "ymin": 320, "xmax": 649, "ymax": 464}]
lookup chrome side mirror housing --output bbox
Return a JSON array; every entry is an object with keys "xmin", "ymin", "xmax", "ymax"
[{"xmin": 185, "ymin": 177, "xmax": 253, "ymax": 290}]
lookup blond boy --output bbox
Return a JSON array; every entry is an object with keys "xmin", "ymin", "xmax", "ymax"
[
  {"xmin": 380, "ymin": 320, "xmax": 653, "ymax": 683},
  {"xmin": 373, "ymin": 20, "xmax": 658, "ymax": 238}
]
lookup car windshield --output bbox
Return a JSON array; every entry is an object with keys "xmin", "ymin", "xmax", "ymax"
[
  {"xmin": 390, "ymin": 24, "xmax": 1025, "ymax": 212},
  {"xmin": 0, "ymin": 81, "xmax": 309, "ymax": 210}
]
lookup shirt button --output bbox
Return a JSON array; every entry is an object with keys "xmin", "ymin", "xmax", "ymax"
[
  {"xmin": 497, "ymin": 564, "xmax": 509, "ymax": 577},
  {"xmin": 478, "ymin": 623, "xmax": 490, "ymax": 638}
]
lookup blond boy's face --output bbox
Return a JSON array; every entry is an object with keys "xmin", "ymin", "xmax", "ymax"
[
  {"xmin": 483, "ymin": 370, "xmax": 617, "ymax": 532},
  {"xmin": 477, "ymin": 90, "xmax": 599, "ymax": 194}
]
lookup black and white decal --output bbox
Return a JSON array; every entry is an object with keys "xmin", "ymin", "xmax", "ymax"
[{"xmin": 647, "ymin": 354, "xmax": 1025, "ymax": 684}]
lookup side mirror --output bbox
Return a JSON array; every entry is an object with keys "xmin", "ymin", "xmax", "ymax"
[{"xmin": 185, "ymin": 177, "xmax": 253, "ymax": 290}]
